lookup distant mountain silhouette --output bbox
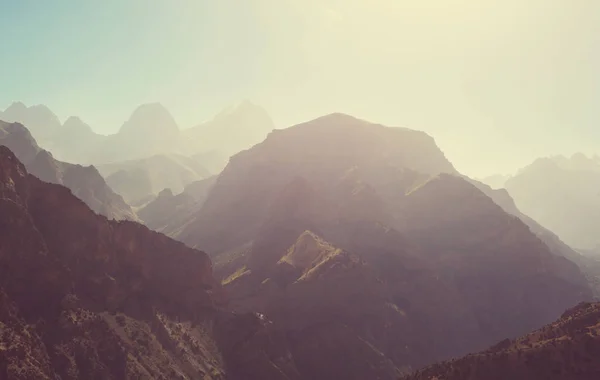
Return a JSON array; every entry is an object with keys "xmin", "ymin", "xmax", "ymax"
[
  {"xmin": 0, "ymin": 120, "xmax": 137, "ymax": 221},
  {"xmin": 158, "ymin": 113, "xmax": 591, "ymax": 378},
  {"xmin": 97, "ymin": 154, "xmax": 211, "ymax": 204},
  {"xmin": 404, "ymin": 302, "xmax": 600, "ymax": 380},
  {"xmin": 0, "ymin": 146, "xmax": 303, "ymax": 379},
  {"xmin": 504, "ymin": 154, "xmax": 600, "ymax": 250},
  {"xmin": 2, "ymin": 101, "xmax": 273, "ymax": 173},
  {"xmin": 88, "ymin": 103, "xmax": 184, "ymax": 163},
  {"xmin": 183, "ymin": 100, "xmax": 275, "ymax": 158},
  {"xmin": 44, "ymin": 116, "xmax": 107, "ymax": 163},
  {"xmin": 1, "ymin": 101, "xmax": 61, "ymax": 139}
]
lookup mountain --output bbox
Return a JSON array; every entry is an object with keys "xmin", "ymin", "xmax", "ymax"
[
  {"xmin": 44, "ymin": 116, "xmax": 107, "ymax": 163},
  {"xmin": 183, "ymin": 100, "xmax": 275, "ymax": 158},
  {"xmin": 139, "ymin": 176, "xmax": 217, "ymax": 233},
  {"xmin": 97, "ymin": 154, "xmax": 211, "ymax": 204},
  {"xmin": 0, "ymin": 145, "xmax": 304, "ymax": 380},
  {"xmin": 162, "ymin": 113, "xmax": 591, "ymax": 377},
  {"xmin": 3, "ymin": 101, "xmax": 273, "ymax": 172},
  {"xmin": 0, "ymin": 120, "xmax": 137, "ymax": 221},
  {"xmin": 505, "ymin": 154, "xmax": 600, "ymax": 250},
  {"xmin": 404, "ymin": 302, "xmax": 600, "ymax": 380},
  {"xmin": 1, "ymin": 102, "xmax": 61, "ymax": 141},
  {"xmin": 89, "ymin": 103, "xmax": 184, "ymax": 164},
  {"xmin": 1, "ymin": 103, "xmax": 107, "ymax": 164}
]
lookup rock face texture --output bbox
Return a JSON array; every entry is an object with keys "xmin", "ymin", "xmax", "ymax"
[
  {"xmin": 163, "ymin": 114, "xmax": 592, "ymax": 378},
  {"xmin": 404, "ymin": 302, "xmax": 600, "ymax": 380},
  {"xmin": 0, "ymin": 146, "xmax": 301, "ymax": 380},
  {"xmin": 0, "ymin": 121, "xmax": 137, "ymax": 221}
]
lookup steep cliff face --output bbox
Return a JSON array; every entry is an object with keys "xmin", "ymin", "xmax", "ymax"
[
  {"xmin": 0, "ymin": 120, "xmax": 138, "ymax": 222},
  {"xmin": 0, "ymin": 146, "xmax": 300, "ymax": 380},
  {"xmin": 404, "ymin": 302, "xmax": 600, "ymax": 380}
]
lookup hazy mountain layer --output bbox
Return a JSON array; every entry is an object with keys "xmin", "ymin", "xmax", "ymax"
[
  {"xmin": 404, "ymin": 302, "xmax": 600, "ymax": 380},
  {"xmin": 505, "ymin": 154, "xmax": 600, "ymax": 250},
  {"xmin": 1, "ymin": 101, "xmax": 273, "ymax": 168},
  {"xmin": 182, "ymin": 100, "xmax": 275, "ymax": 158},
  {"xmin": 97, "ymin": 154, "xmax": 211, "ymax": 204},
  {"xmin": 139, "ymin": 176, "xmax": 217, "ymax": 233},
  {"xmin": 0, "ymin": 120, "xmax": 137, "ymax": 221}
]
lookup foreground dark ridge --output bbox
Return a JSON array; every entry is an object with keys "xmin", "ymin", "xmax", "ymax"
[
  {"xmin": 0, "ymin": 145, "xmax": 301, "ymax": 380},
  {"xmin": 403, "ymin": 302, "xmax": 600, "ymax": 380}
]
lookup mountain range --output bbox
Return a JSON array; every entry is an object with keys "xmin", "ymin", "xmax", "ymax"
[
  {"xmin": 2, "ymin": 109, "xmax": 600, "ymax": 379},
  {"xmin": 0, "ymin": 120, "xmax": 137, "ymax": 221},
  {"xmin": 0, "ymin": 101, "xmax": 274, "ymax": 167},
  {"xmin": 479, "ymin": 154, "xmax": 600, "ymax": 252},
  {"xmin": 146, "ymin": 113, "xmax": 593, "ymax": 377}
]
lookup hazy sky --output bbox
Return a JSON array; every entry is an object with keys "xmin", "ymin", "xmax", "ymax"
[{"xmin": 1, "ymin": 0, "xmax": 599, "ymax": 176}]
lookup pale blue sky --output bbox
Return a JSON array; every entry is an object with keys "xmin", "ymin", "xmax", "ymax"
[{"xmin": 1, "ymin": 0, "xmax": 599, "ymax": 176}]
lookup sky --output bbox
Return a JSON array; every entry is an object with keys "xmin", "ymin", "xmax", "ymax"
[{"xmin": 1, "ymin": 0, "xmax": 599, "ymax": 177}]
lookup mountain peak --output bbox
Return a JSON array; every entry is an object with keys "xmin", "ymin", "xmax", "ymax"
[
  {"xmin": 2, "ymin": 102, "xmax": 61, "ymax": 132},
  {"xmin": 119, "ymin": 103, "xmax": 179, "ymax": 135},
  {"xmin": 5, "ymin": 101, "xmax": 27, "ymax": 113},
  {"xmin": 63, "ymin": 115, "xmax": 94, "ymax": 134}
]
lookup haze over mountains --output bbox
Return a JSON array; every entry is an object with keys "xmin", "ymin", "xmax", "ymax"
[
  {"xmin": 2, "ymin": 107, "xmax": 600, "ymax": 379},
  {"xmin": 0, "ymin": 120, "xmax": 137, "ymax": 221},
  {"xmin": 481, "ymin": 154, "xmax": 600, "ymax": 253},
  {"xmin": 143, "ymin": 113, "xmax": 594, "ymax": 377},
  {"xmin": 0, "ymin": 100, "xmax": 273, "ymax": 167}
]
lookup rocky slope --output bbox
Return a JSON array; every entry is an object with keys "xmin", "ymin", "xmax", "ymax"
[
  {"xmin": 165, "ymin": 113, "xmax": 592, "ymax": 378},
  {"xmin": 403, "ymin": 302, "xmax": 600, "ymax": 380},
  {"xmin": 0, "ymin": 145, "xmax": 302, "ymax": 380},
  {"xmin": 0, "ymin": 120, "xmax": 137, "ymax": 221}
]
